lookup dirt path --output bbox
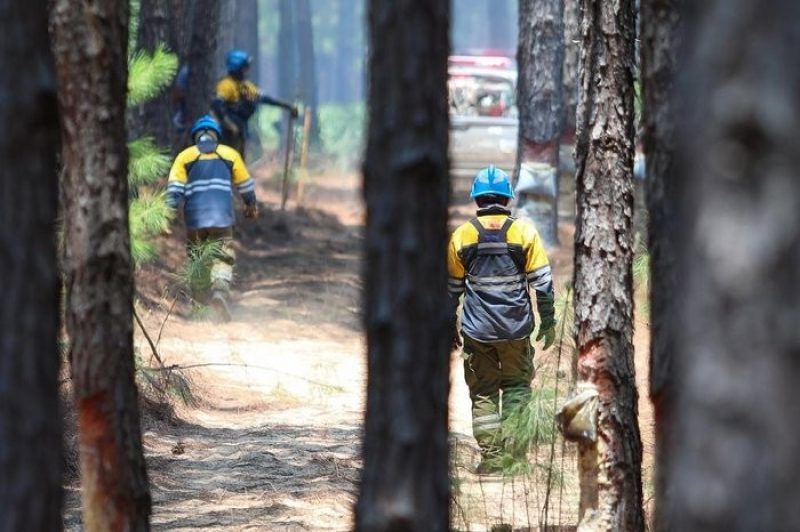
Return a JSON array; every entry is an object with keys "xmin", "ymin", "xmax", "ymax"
[{"xmin": 64, "ymin": 168, "xmax": 653, "ymax": 531}]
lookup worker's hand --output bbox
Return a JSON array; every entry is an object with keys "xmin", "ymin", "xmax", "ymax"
[
  {"xmin": 244, "ymin": 203, "xmax": 258, "ymax": 220},
  {"xmin": 536, "ymin": 319, "xmax": 557, "ymax": 350},
  {"xmin": 289, "ymin": 105, "xmax": 299, "ymax": 119}
]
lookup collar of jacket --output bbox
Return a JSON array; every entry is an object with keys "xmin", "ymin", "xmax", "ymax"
[{"xmin": 476, "ymin": 205, "xmax": 512, "ymax": 217}]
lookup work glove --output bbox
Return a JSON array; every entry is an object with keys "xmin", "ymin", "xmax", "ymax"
[
  {"xmin": 536, "ymin": 318, "xmax": 557, "ymax": 350},
  {"xmin": 244, "ymin": 203, "xmax": 258, "ymax": 220}
]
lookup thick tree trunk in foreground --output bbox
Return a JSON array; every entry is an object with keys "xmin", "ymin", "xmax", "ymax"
[
  {"xmin": 185, "ymin": 0, "xmax": 220, "ymax": 128},
  {"xmin": 562, "ymin": 0, "xmax": 580, "ymax": 136},
  {"xmin": 514, "ymin": 0, "xmax": 564, "ymax": 247},
  {"xmin": 573, "ymin": 0, "xmax": 643, "ymax": 530},
  {"xmin": 640, "ymin": 0, "xmax": 680, "ymax": 529},
  {"xmin": 0, "ymin": 1, "xmax": 62, "ymax": 529},
  {"xmin": 50, "ymin": 1, "xmax": 152, "ymax": 530},
  {"xmin": 669, "ymin": 2, "xmax": 800, "ymax": 530},
  {"xmin": 132, "ymin": 0, "xmax": 176, "ymax": 145},
  {"xmin": 355, "ymin": 0, "xmax": 451, "ymax": 530}
]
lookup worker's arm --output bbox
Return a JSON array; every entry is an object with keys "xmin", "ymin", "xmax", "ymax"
[
  {"xmin": 221, "ymin": 146, "xmax": 258, "ymax": 220},
  {"xmin": 165, "ymin": 150, "xmax": 191, "ymax": 208},
  {"xmin": 523, "ymin": 224, "xmax": 556, "ymax": 344},
  {"xmin": 257, "ymin": 91, "xmax": 298, "ymax": 117},
  {"xmin": 447, "ymin": 230, "xmax": 467, "ymax": 348}
]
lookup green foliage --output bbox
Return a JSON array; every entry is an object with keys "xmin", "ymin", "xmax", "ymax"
[
  {"xmin": 126, "ymin": 44, "xmax": 178, "ymax": 266},
  {"xmin": 318, "ymin": 103, "xmax": 365, "ymax": 168},
  {"xmin": 128, "ymin": 45, "xmax": 178, "ymax": 107},
  {"xmin": 174, "ymin": 239, "xmax": 225, "ymax": 301},
  {"xmin": 129, "ymin": 191, "xmax": 173, "ymax": 264},
  {"xmin": 129, "ymin": 137, "xmax": 171, "ymax": 188},
  {"xmin": 254, "ymin": 103, "xmax": 366, "ymax": 169}
]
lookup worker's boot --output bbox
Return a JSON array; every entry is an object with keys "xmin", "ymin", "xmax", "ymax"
[{"xmin": 210, "ymin": 289, "xmax": 232, "ymax": 323}]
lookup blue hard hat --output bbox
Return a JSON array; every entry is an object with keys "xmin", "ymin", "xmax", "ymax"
[
  {"xmin": 470, "ymin": 165, "xmax": 514, "ymax": 199},
  {"xmin": 226, "ymin": 49, "xmax": 252, "ymax": 74},
  {"xmin": 190, "ymin": 115, "xmax": 222, "ymax": 138}
]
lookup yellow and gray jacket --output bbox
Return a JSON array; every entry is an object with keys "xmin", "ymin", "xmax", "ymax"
[
  {"xmin": 448, "ymin": 208, "xmax": 555, "ymax": 342},
  {"xmin": 166, "ymin": 144, "xmax": 255, "ymax": 230}
]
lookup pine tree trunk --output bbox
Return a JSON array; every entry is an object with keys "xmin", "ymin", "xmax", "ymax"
[
  {"xmin": 514, "ymin": 0, "xmax": 564, "ymax": 247},
  {"xmin": 573, "ymin": 0, "xmax": 643, "ymax": 529},
  {"xmin": 50, "ymin": 1, "xmax": 152, "ymax": 530},
  {"xmin": 234, "ymin": 0, "xmax": 260, "ymax": 85},
  {"xmin": 131, "ymin": 0, "xmax": 176, "ymax": 146},
  {"xmin": 562, "ymin": 0, "xmax": 580, "ymax": 137},
  {"xmin": 186, "ymin": 0, "xmax": 220, "ymax": 129},
  {"xmin": 0, "ymin": 1, "xmax": 63, "ymax": 529},
  {"xmin": 640, "ymin": 1, "xmax": 679, "ymax": 529},
  {"xmin": 216, "ymin": 0, "xmax": 236, "ymax": 79},
  {"xmin": 278, "ymin": 0, "xmax": 297, "ymax": 102},
  {"xmin": 355, "ymin": 0, "xmax": 451, "ymax": 530},
  {"xmin": 669, "ymin": 2, "xmax": 800, "ymax": 530},
  {"xmin": 296, "ymin": 0, "xmax": 320, "ymax": 145}
]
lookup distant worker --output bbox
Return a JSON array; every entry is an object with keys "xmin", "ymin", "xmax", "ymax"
[
  {"xmin": 166, "ymin": 115, "xmax": 258, "ymax": 321},
  {"xmin": 212, "ymin": 49, "xmax": 298, "ymax": 159},
  {"xmin": 448, "ymin": 165, "xmax": 556, "ymax": 474}
]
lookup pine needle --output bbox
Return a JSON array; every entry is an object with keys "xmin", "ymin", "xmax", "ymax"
[
  {"xmin": 128, "ymin": 45, "xmax": 178, "ymax": 107},
  {"xmin": 129, "ymin": 137, "xmax": 171, "ymax": 188}
]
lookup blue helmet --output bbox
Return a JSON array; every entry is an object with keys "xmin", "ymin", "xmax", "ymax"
[
  {"xmin": 226, "ymin": 49, "xmax": 252, "ymax": 74},
  {"xmin": 470, "ymin": 165, "xmax": 514, "ymax": 199},
  {"xmin": 190, "ymin": 115, "xmax": 222, "ymax": 138}
]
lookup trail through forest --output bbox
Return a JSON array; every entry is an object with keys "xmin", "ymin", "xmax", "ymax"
[{"xmin": 63, "ymin": 168, "xmax": 652, "ymax": 531}]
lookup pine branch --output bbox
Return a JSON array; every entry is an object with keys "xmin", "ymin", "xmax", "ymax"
[{"xmin": 128, "ymin": 44, "xmax": 178, "ymax": 107}]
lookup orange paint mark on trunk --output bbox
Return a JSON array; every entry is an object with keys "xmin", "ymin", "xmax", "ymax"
[{"xmin": 78, "ymin": 391, "xmax": 133, "ymax": 532}]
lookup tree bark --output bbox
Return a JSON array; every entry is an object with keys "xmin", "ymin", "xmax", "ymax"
[
  {"xmin": 514, "ymin": 0, "xmax": 564, "ymax": 247},
  {"xmin": 573, "ymin": 0, "xmax": 644, "ymax": 530},
  {"xmin": 295, "ymin": 0, "xmax": 320, "ymax": 145},
  {"xmin": 131, "ymin": 0, "xmax": 176, "ymax": 145},
  {"xmin": 234, "ymin": 0, "xmax": 260, "ymax": 85},
  {"xmin": 355, "ymin": 0, "xmax": 451, "ymax": 530},
  {"xmin": 0, "ymin": 1, "xmax": 63, "ymax": 529},
  {"xmin": 185, "ymin": 0, "xmax": 220, "ymax": 131},
  {"xmin": 216, "ymin": 0, "xmax": 236, "ymax": 79},
  {"xmin": 562, "ymin": 0, "xmax": 580, "ymax": 136},
  {"xmin": 50, "ymin": 1, "xmax": 152, "ymax": 530},
  {"xmin": 668, "ymin": 2, "xmax": 800, "ymax": 530},
  {"xmin": 278, "ymin": 0, "xmax": 297, "ymax": 102},
  {"xmin": 640, "ymin": 1, "xmax": 680, "ymax": 530}
]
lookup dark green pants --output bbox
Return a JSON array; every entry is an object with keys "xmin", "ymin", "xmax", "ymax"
[{"xmin": 462, "ymin": 335, "xmax": 534, "ymax": 458}]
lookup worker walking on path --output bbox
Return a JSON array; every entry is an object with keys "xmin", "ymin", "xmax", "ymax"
[
  {"xmin": 212, "ymin": 49, "xmax": 298, "ymax": 159},
  {"xmin": 166, "ymin": 115, "xmax": 258, "ymax": 321},
  {"xmin": 448, "ymin": 165, "xmax": 557, "ymax": 474}
]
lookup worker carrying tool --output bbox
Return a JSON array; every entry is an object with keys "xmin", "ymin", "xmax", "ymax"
[
  {"xmin": 166, "ymin": 115, "xmax": 258, "ymax": 322},
  {"xmin": 212, "ymin": 49, "xmax": 298, "ymax": 159},
  {"xmin": 448, "ymin": 165, "xmax": 557, "ymax": 474}
]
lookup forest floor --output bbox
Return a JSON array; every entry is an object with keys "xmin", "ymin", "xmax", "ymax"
[{"xmin": 63, "ymin": 165, "xmax": 653, "ymax": 531}]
